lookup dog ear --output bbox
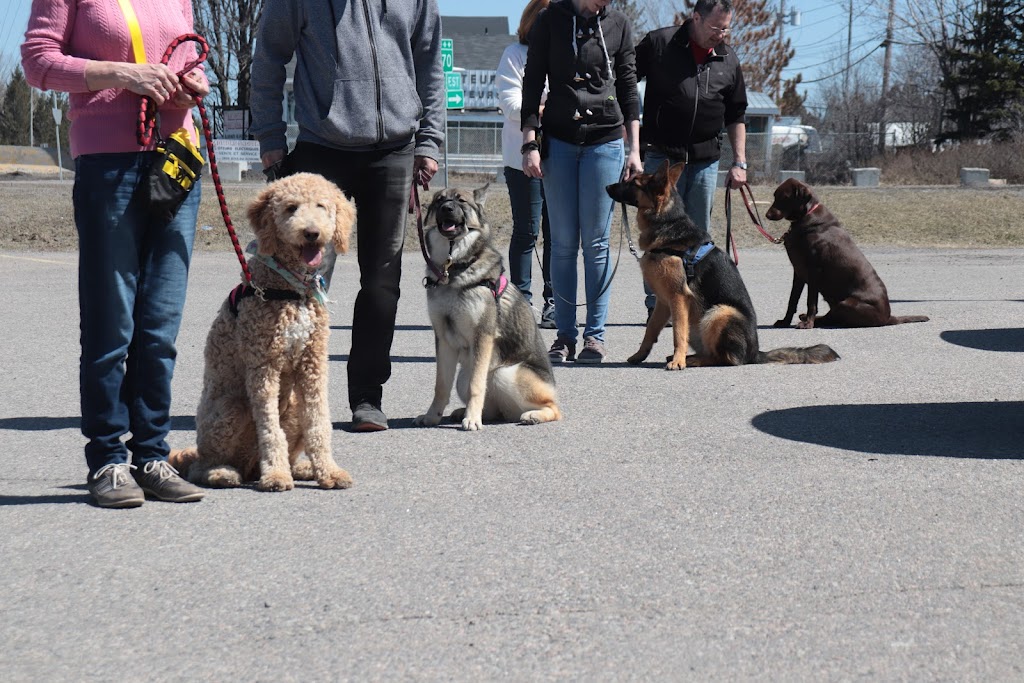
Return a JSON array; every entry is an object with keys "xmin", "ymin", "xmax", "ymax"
[
  {"xmin": 332, "ymin": 191, "xmax": 355, "ymax": 255},
  {"xmin": 248, "ymin": 183, "xmax": 279, "ymax": 256},
  {"xmin": 424, "ymin": 192, "xmax": 440, "ymax": 225},
  {"xmin": 473, "ymin": 183, "xmax": 490, "ymax": 209},
  {"xmin": 666, "ymin": 162, "xmax": 685, "ymax": 189}
]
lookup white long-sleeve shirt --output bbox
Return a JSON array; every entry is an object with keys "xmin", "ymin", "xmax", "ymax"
[{"xmin": 496, "ymin": 42, "xmax": 546, "ymax": 170}]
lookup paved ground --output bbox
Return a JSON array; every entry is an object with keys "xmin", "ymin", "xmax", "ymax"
[{"xmin": 1, "ymin": 246, "xmax": 1022, "ymax": 680}]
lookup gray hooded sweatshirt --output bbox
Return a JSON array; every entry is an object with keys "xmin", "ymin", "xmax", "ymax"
[{"xmin": 250, "ymin": 0, "xmax": 444, "ymax": 160}]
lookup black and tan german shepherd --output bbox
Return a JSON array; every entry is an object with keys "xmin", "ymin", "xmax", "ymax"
[
  {"xmin": 606, "ymin": 161, "xmax": 840, "ymax": 369},
  {"xmin": 413, "ymin": 186, "xmax": 561, "ymax": 430}
]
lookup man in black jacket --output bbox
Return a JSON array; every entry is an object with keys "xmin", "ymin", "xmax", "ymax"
[{"xmin": 635, "ymin": 0, "xmax": 748, "ymax": 315}]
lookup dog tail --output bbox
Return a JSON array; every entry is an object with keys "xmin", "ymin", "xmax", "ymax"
[
  {"xmin": 757, "ymin": 344, "xmax": 840, "ymax": 365},
  {"xmin": 169, "ymin": 447, "xmax": 199, "ymax": 476},
  {"xmin": 887, "ymin": 315, "xmax": 930, "ymax": 325}
]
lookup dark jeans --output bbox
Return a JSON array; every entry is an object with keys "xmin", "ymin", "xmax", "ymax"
[
  {"xmin": 284, "ymin": 141, "xmax": 414, "ymax": 411},
  {"xmin": 73, "ymin": 152, "xmax": 199, "ymax": 475},
  {"xmin": 505, "ymin": 166, "xmax": 552, "ymax": 305}
]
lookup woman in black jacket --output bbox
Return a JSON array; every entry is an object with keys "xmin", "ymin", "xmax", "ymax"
[{"xmin": 521, "ymin": 0, "xmax": 642, "ymax": 364}]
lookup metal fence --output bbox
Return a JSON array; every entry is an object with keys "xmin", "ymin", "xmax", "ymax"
[{"xmin": 441, "ymin": 123, "xmax": 891, "ymax": 184}]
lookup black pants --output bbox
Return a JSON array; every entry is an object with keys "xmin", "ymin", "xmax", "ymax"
[{"xmin": 285, "ymin": 140, "xmax": 413, "ymax": 411}]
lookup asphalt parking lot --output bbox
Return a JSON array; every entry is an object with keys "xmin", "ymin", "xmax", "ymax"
[{"xmin": 1, "ymin": 245, "xmax": 1022, "ymax": 680}]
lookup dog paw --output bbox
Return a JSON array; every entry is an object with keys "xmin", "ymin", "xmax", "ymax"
[
  {"xmin": 414, "ymin": 413, "xmax": 442, "ymax": 427},
  {"xmin": 773, "ymin": 319, "xmax": 791, "ymax": 328},
  {"xmin": 665, "ymin": 358, "xmax": 687, "ymax": 371},
  {"xmin": 318, "ymin": 467, "xmax": 353, "ymax": 490},
  {"xmin": 626, "ymin": 352, "xmax": 647, "ymax": 365},
  {"xmin": 460, "ymin": 416, "xmax": 483, "ymax": 431},
  {"xmin": 257, "ymin": 470, "xmax": 294, "ymax": 492},
  {"xmin": 796, "ymin": 319, "xmax": 816, "ymax": 329},
  {"xmin": 291, "ymin": 457, "xmax": 315, "ymax": 480}
]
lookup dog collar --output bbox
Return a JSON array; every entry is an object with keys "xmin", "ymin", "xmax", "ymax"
[{"xmin": 252, "ymin": 253, "xmax": 328, "ymax": 306}]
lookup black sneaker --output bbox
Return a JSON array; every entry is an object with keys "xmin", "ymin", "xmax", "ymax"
[
  {"xmin": 88, "ymin": 463, "xmax": 145, "ymax": 509},
  {"xmin": 352, "ymin": 402, "xmax": 389, "ymax": 432},
  {"xmin": 539, "ymin": 298, "xmax": 556, "ymax": 329},
  {"xmin": 133, "ymin": 460, "xmax": 206, "ymax": 503},
  {"xmin": 575, "ymin": 336, "xmax": 608, "ymax": 364},
  {"xmin": 548, "ymin": 337, "xmax": 576, "ymax": 363}
]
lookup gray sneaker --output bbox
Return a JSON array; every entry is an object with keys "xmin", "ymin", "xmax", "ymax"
[
  {"xmin": 133, "ymin": 460, "xmax": 205, "ymax": 503},
  {"xmin": 575, "ymin": 336, "xmax": 608, "ymax": 364},
  {"xmin": 88, "ymin": 463, "xmax": 145, "ymax": 509},
  {"xmin": 352, "ymin": 402, "xmax": 389, "ymax": 432},
  {"xmin": 548, "ymin": 337, "xmax": 576, "ymax": 363}
]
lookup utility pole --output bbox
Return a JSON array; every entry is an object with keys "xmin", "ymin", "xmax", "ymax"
[
  {"xmin": 877, "ymin": 0, "xmax": 895, "ymax": 153},
  {"xmin": 844, "ymin": 0, "xmax": 853, "ymax": 93},
  {"xmin": 30, "ymin": 89, "xmax": 34, "ymax": 146},
  {"xmin": 777, "ymin": 0, "xmax": 786, "ymax": 101}
]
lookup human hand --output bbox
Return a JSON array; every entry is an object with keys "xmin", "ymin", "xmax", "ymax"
[
  {"xmin": 727, "ymin": 165, "xmax": 747, "ymax": 188},
  {"xmin": 123, "ymin": 63, "xmax": 180, "ymax": 105},
  {"xmin": 168, "ymin": 70, "xmax": 209, "ymax": 108},
  {"xmin": 523, "ymin": 149, "xmax": 543, "ymax": 178},
  {"xmin": 624, "ymin": 150, "xmax": 643, "ymax": 180},
  {"xmin": 414, "ymin": 155, "xmax": 438, "ymax": 188}
]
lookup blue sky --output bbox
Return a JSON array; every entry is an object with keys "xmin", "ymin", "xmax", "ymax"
[{"xmin": 1, "ymin": 0, "xmax": 882, "ymax": 107}]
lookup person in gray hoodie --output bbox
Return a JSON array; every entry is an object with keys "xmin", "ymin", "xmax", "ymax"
[{"xmin": 250, "ymin": 0, "xmax": 444, "ymax": 432}]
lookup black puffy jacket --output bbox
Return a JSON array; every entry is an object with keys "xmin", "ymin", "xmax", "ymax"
[
  {"xmin": 636, "ymin": 21, "xmax": 747, "ymax": 162},
  {"xmin": 521, "ymin": 0, "xmax": 640, "ymax": 147}
]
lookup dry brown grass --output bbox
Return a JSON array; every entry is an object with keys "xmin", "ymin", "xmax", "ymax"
[{"xmin": 2, "ymin": 174, "xmax": 1022, "ymax": 253}]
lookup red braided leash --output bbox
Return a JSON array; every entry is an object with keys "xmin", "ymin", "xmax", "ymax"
[{"xmin": 137, "ymin": 34, "xmax": 252, "ymax": 283}]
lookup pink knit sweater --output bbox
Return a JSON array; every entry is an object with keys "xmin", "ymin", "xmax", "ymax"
[{"xmin": 21, "ymin": 0, "xmax": 203, "ymax": 158}]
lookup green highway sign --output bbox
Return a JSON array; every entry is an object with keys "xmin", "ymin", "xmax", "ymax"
[
  {"xmin": 445, "ymin": 73, "xmax": 461, "ymax": 91},
  {"xmin": 446, "ymin": 90, "xmax": 465, "ymax": 109},
  {"xmin": 441, "ymin": 38, "xmax": 454, "ymax": 72}
]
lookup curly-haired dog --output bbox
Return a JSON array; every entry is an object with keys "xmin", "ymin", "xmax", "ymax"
[
  {"xmin": 606, "ymin": 161, "xmax": 839, "ymax": 368},
  {"xmin": 413, "ymin": 186, "xmax": 561, "ymax": 430},
  {"xmin": 766, "ymin": 178, "xmax": 930, "ymax": 328},
  {"xmin": 170, "ymin": 173, "xmax": 355, "ymax": 491}
]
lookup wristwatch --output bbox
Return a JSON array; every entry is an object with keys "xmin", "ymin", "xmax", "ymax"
[{"xmin": 732, "ymin": 161, "xmax": 748, "ymax": 170}]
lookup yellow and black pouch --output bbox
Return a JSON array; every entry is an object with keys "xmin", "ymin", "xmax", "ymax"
[{"xmin": 146, "ymin": 127, "xmax": 205, "ymax": 224}]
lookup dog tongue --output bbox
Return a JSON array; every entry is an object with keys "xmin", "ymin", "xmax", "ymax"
[
  {"xmin": 442, "ymin": 222, "xmax": 457, "ymax": 233},
  {"xmin": 302, "ymin": 245, "xmax": 323, "ymax": 267}
]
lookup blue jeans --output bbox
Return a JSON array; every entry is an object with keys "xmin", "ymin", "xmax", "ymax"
[
  {"xmin": 642, "ymin": 150, "xmax": 720, "ymax": 310},
  {"xmin": 542, "ymin": 137, "xmax": 624, "ymax": 342},
  {"xmin": 73, "ymin": 153, "xmax": 199, "ymax": 475},
  {"xmin": 505, "ymin": 167, "xmax": 552, "ymax": 305}
]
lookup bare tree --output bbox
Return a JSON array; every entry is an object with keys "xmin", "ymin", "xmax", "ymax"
[
  {"xmin": 672, "ymin": 0, "xmax": 796, "ymax": 97},
  {"xmin": 191, "ymin": 0, "xmax": 264, "ymax": 117}
]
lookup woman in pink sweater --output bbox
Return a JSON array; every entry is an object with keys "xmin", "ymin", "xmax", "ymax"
[{"xmin": 22, "ymin": 0, "xmax": 210, "ymax": 508}]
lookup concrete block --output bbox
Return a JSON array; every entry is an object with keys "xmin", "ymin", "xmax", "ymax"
[
  {"xmin": 778, "ymin": 170, "xmax": 806, "ymax": 183},
  {"xmin": 960, "ymin": 167, "xmax": 990, "ymax": 186},
  {"xmin": 216, "ymin": 161, "xmax": 244, "ymax": 182},
  {"xmin": 851, "ymin": 167, "xmax": 880, "ymax": 187}
]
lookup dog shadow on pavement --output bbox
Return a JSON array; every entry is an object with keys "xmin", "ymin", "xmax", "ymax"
[{"xmin": 752, "ymin": 401, "xmax": 1024, "ymax": 459}]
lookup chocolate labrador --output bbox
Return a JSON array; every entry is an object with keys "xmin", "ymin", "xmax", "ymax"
[{"xmin": 765, "ymin": 178, "xmax": 929, "ymax": 328}]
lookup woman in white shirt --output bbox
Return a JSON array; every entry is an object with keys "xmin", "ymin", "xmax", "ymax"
[{"xmin": 496, "ymin": 0, "xmax": 554, "ymax": 328}]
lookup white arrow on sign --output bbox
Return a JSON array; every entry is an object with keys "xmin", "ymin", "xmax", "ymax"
[{"xmin": 446, "ymin": 91, "xmax": 464, "ymax": 108}]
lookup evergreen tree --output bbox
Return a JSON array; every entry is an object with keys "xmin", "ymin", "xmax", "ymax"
[
  {"xmin": 31, "ymin": 90, "xmax": 71, "ymax": 152},
  {"xmin": 778, "ymin": 73, "xmax": 806, "ymax": 117},
  {"xmin": 674, "ymin": 0, "xmax": 795, "ymax": 98},
  {"xmin": 940, "ymin": 0, "xmax": 1024, "ymax": 140},
  {"xmin": 0, "ymin": 67, "xmax": 32, "ymax": 145}
]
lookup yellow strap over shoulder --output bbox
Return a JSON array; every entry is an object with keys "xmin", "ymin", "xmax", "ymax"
[{"xmin": 116, "ymin": 0, "xmax": 147, "ymax": 64}]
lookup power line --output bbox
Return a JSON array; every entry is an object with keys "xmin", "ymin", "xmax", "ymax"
[
  {"xmin": 797, "ymin": 43, "xmax": 885, "ymax": 83},
  {"xmin": 782, "ymin": 33, "xmax": 885, "ymax": 72}
]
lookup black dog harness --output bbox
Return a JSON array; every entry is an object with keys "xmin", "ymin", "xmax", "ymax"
[
  {"xmin": 228, "ymin": 282, "xmax": 302, "ymax": 317},
  {"xmin": 650, "ymin": 241, "xmax": 716, "ymax": 282}
]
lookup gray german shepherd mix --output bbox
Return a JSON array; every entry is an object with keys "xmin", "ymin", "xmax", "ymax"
[{"xmin": 413, "ymin": 186, "xmax": 561, "ymax": 430}]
